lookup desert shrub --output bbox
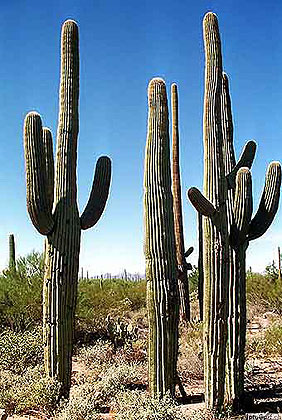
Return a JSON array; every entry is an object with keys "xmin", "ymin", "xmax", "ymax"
[
  {"xmin": 178, "ymin": 321, "xmax": 203, "ymax": 383},
  {"xmin": 189, "ymin": 265, "xmax": 199, "ymax": 293},
  {"xmin": 0, "ymin": 327, "xmax": 43, "ymax": 373},
  {"xmin": 0, "ymin": 365, "xmax": 61, "ymax": 415},
  {"xmin": 0, "ymin": 251, "xmax": 44, "ymax": 330},
  {"xmin": 246, "ymin": 271, "xmax": 282, "ymax": 314},
  {"xmin": 75, "ymin": 278, "xmax": 146, "ymax": 339},
  {"xmin": 56, "ymin": 382, "xmax": 102, "ymax": 420},
  {"xmin": 78, "ymin": 340, "xmax": 115, "ymax": 368},
  {"xmin": 247, "ymin": 322, "xmax": 282, "ymax": 357},
  {"xmin": 112, "ymin": 390, "xmax": 182, "ymax": 420},
  {"xmin": 57, "ymin": 362, "xmax": 143, "ymax": 419}
]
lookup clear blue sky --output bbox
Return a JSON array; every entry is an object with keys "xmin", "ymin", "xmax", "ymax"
[{"xmin": 0, "ymin": 0, "xmax": 281, "ymax": 275}]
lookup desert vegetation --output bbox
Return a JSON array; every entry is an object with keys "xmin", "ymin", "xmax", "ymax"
[{"xmin": 0, "ymin": 9, "xmax": 281, "ymax": 420}]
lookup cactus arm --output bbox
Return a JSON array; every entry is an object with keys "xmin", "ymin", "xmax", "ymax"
[
  {"xmin": 184, "ymin": 246, "xmax": 194, "ymax": 258},
  {"xmin": 230, "ymin": 168, "xmax": 253, "ymax": 247},
  {"xmin": 24, "ymin": 112, "xmax": 54, "ymax": 235},
  {"xmin": 80, "ymin": 156, "xmax": 112, "ymax": 230},
  {"xmin": 248, "ymin": 161, "xmax": 281, "ymax": 241},
  {"xmin": 187, "ymin": 187, "xmax": 217, "ymax": 217},
  {"xmin": 42, "ymin": 128, "xmax": 54, "ymax": 211},
  {"xmin": 227, "ymin": 141, "xmax": 257, "ymax": 189}
]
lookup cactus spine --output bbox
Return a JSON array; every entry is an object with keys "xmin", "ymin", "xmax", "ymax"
[
  {"xmin": 171, "ymin": 83, "xmax": 192, "ymax": 321},
  {"xmin": 23, "ymin": 20, "xmax": 111, "ymax": 396},
  {"xmin": 9, "ymin": 234, "xmax": 16, "ymax": 270},
  {"xmin": 188, "ymin": 12, "xmax": 281, "ymax": 410},
  {"xmin": 144, "ymin": 78, "xmax": 179, "ymax": 397}
]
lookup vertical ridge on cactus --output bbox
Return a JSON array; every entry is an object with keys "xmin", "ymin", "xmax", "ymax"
[
  {"xmin": 144, "ymin": 78, "xmax": 179, "ymax": 398},
  {"xmin": 23, "ymin": 20, "xmax": 111, "ymax": 397},
  {"xmin": 171, "ymin": 83, "xmax": 191, "ymax": 321}
]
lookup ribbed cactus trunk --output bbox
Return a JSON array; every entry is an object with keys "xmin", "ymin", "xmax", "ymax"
[
  {"xmin": 171, "ymin": 83, "xmax": 190, "ymax": 321},
  {"xmin": 188, "ymin": 12, "xmax": 281, "ymax": 411},
  {"xmin": 144, "ymin": 78, "xmax": 179, "ymax": 398},
  {"xmin": 221, "ymin": 72, "xmax": 281, "ymax": 408},
  {"xmin": 197, "ymin": 214, "xmax": 204, "ymax": 321},
  {"xmin": 201, "ymin": 13, "xmax": 229, "ymax": 409},
  {"xmin": 24, "ymin": 20, "xmax": 111, "ymax": 397},
  {"xmin": 188, "ymin": 12, "xmax": 229, "ymax": 410},
  {"xmin": 42, "ymin": 21, "xmax": 81, "ymax": 394},
  {"xmin": 9, "ymin": 234, "xmax": 16, "ymax": 271}
]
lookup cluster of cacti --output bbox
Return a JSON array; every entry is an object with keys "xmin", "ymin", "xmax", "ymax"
[
  {"xmin": 23, "ymin": 20, "xmax": 111, "ymax": 396},
  {"xmin": 171, "ymin": 83, "xmax": 194, "ymax": 321},
  {"xmin": 144, "ymin": 78, "xmax": 179, "ymax": 397},
  {"xmin": 188, "ymin": 12, "xmax": 281, "ymax": 411}
]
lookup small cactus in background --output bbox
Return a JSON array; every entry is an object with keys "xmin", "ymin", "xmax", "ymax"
[
  {"xmin": 23, "ymin": 20, "xmax": 111, "ymax": 396},
  {"xmin": 188, "ymin": 12, "xmax": 281, "ymax": 410},
  {"xmin": 171, "ymin": 83, "xmax": 193, "ymax": 321},
  {"xmin": 144, "ymin": 78, "xmax": 179, "ymax": 397},
  {"xmin": 9, "ymin": 234, "xmax": 16, "ymax": 271}
]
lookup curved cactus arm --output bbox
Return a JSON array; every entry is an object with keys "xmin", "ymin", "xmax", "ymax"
[
  {"xmin": 227, "ymin": 140, "xmax": 257, "ymax": 189},
  {"xmin": 230, "ymin": 168, "xmax": 253, "ymax": 247},
  {"xmin": 248, "ymin": 161, "xmax": 281, "ymax": 241},
  {"xmin": 80, "ymin": 156, "xmax": 111, "ymax": 230},
  {"xmin": 184, "ymin": 246, "xmax": 194, "ymax": 258},
  {"xmin": 187, "ymin": 187, "xmax": 217, "ymax": 217},
  {"xmin": 24, "ymin": 112, "xmax": 54, "ymax": 235},
  {"xmin": 42, "ymin": 128, "xmax": 54, "ymax": 211}
]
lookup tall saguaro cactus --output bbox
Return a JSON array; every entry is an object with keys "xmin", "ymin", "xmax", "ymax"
[
  {"xmin": 221, "ymin": 71, "xmax": 281, "ymax": 409},
  {"xmin": 171, "ymin": 83, "xmax": 192, "ymax": 321},
  {"xmin": 144, "ymin": 78, "xmax": 179, "ymax": 398},
  {"xmin": 24, "ymin": 20, "xmax": 111, "ymax": 396},
  {"xmin": 188, "ymin": 12, "xmax": 230, "ymax": 410},
  {"xmin": 188, "ymin": 12, "xmax": 281, "ymax": 411}
]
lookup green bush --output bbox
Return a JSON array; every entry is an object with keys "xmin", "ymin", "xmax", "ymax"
[
  {"xmin": 112, "ymin": 391, "xmax": 182, "ymax": 420},
  {"xmin": 75, "ymin": 278, "xmax": 146, "ymax": 338},
  {"xmin": 246, "ymin": 271, "xmax": 282, "ymax": 313},
  {"xmin": 0, "ymin": 251, "xmax": 44, "ymax": 330},
  {"xmin": 56, "ymin": 362, "xmax": 143, "ymax": 419},
  {"xmin": 0, "ymin": 327, "xmax": 43, "ymax": 374},
  {"xmin": 0, "ymin": 365, "xmax": 61, "ymax": 415},
  {"xmin": 247, "ymin": 322, "xmax": 282, "ymax": 357}
]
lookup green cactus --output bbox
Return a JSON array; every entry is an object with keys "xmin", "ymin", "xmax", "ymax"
[
  {"xmin": 188, "ymin": 12, "xmax": 281, "ymax": 410},
  {"xmin": 9, "ymin": 234, "xmax": 16, "ymax": 270},
  {"xmin": 23, "ymin": 20, "xmax": 111, "ymax": 396},
  {"xmin": 171, "ymin": 83, "xmax": 193, "ymax": 321},
  {"xmin": 197, "ymin": 214, "xmax": 204, "ymax": 321},
  {"xmin": 188, "ymin": 12, "xmax": 230, "ymax": 410},
  {"xmin": 144, "ymin": 78, "xmax": 179, "ymax": 397},
  {"xmin": 222, "ymin": 73, "xmax": 281, "ymax": 408}
]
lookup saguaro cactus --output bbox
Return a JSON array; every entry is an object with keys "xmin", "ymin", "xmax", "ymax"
[
  {"xmin": 221, "ymin": 71, "xmax": 281, "ymax": 409},
  {"xmin": 188, "ymin": 12, "xmax": 281, "ymax": 410},
  {"xmin": 171, "ymin": 83, "xmax": 193, "ymax": 321},
  {"xmin": 24, "ymin": 20, "xmax": 111, "ymax": 396},
  {"xmin": 9, "ymin": 234, "xmax": 16, "ymax": 270},
  {"xmin": 144, "ymin": 78, "xmax": 179, "ymax": 397},
  {"xmin": 188, "ymin": 12, "xmax": 230, "ymax": 410}
]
